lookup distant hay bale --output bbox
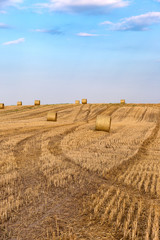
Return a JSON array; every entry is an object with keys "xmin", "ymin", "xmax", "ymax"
[
  {"xmin": 75, "ymin": 100, "xmax": 80, "ymax": 104},
  {"xmin": 82, "ymin": 99, "xmax": 87, "ymax": 104},
  {"xmin": 0, "ymin": 103, "xmax": 4, "ymax": 109},
  {"xmin": 17, "ymin": 101, "xmax": 22, "ymax": 106},
  {"xmin": 34, "ymin": 100, "xmax": 40, "ymax": 106},
  {"xmin": 121, "ymin": 99, "xmax": 125, "ymax": 104},
  {"xmin": 47, "ymin": 112, "xmax": 57, "ymax": 121},
  {"xmin": 95, "ymin": 115, "xmax": 111, "ymax": 132}
]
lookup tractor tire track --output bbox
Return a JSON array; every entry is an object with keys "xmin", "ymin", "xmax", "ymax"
[
  {"xmin": 84, "ymin": 104, "xmax": 92, "ymax": 122},
  {"xmin": 47, "ymin": 123, "xmax": 91, "ymax": 171},
  {"xmin": 73, "ymin": 105, "xmax": 84, "ymax": 122},
  {"xmin": 107, "ymin": 111, "xmax": 160, "ymax": 183},
  {"xmin": 140, "ymin": 107, "xmax": 148, "ymax": 121},
  {"xmin": 88, "ymin": 105, "xmax": 109, "ymax": 121},
  {"xmin": 88, "ymin": 105, "xmax": 120, "ymax": 121}
]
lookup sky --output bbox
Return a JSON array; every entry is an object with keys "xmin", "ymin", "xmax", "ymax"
[{"xmin": 0, "ymin": 0, "xmax": 160, "ymax": 105}]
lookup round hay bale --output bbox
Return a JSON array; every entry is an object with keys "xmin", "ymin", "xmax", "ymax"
[
  {"xmin": 47, "ymin": 112, "xmax": 57, "ymax": 121},
  {"xmin": 75, "ymin": 100, "xmax": 80, "ymax": 104},
  {"xmin": 121, "ymin": 99, "xmax": 125, "ymax": 104},
  {"xmin": 82, "ymin": 99, "xmax": 87, "ymax": 104},
  {"xmin": 17, "ymin": 101, "xmax": 22, "ymax": 106},
  {"xmin": 0, "ymin": 103, "xmax": 4, "ymax": 109},
  {"xmin": 35, "ymin": 100, "xmax": 40, "ymax": 106},
  {"xmin": 95, "ymin": 115, "xmax": 111, "ymax": 132}
]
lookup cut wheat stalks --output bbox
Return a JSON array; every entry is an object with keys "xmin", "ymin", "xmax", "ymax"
[
  {"xmin": 82, "ymin": 99, "xmax": 87, "ymax": 104},
  {"xmin": 34, "ymin": 100, "xmax": 40, "ymax": 106},
  {"xmin": 17, "ymin": 101, "xmax": 22, "ymax": 106},
  {"xmin": 75, "ymin": 100, "xmax": 80, "ymax": 104},
  {"xmin": 121, "ymin": 99, "xmax": 125, "ymax": 104},
  {"xmin": 95, "ymin": 115, "xmax": 111, "ymax": 132},
  {"xmin": 0, "ymin": 103, "xmax": 4, "ymax": 109},
  {"xmin": 47, "ymin": 112, "xmax": 57, "ymax": 122}
]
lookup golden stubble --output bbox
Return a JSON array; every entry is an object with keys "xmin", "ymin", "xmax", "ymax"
[{"xmin": 0, "ymin": 104, "xmax": 160, "ymax": 239}]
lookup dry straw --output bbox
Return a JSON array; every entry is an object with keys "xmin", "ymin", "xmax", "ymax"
[
  {"xmin": 82, "ymin": 99, "xmax": 87, "ymax": 104},
  {"xmin": 0, "ymin": 103, "xmax": 4, "ymax": 109},
  {"xmin": 17, "ymin": 101, "xmax": 22, "ymax": 106},
  {"xmin": 75, "ymin": 100, "xmax": 80, "ymax": 104},
  {"xmin": 121, "ymin": 99, "xmax": 125, "ymax": 104},
  {"xmin": 95, "ymin": 115, "xmax": 111, "ymax": 132},
  {"xmin": 34, "ymin": 100, "xmax": 40, "ymax": 106},
  {"xmin": 47, "ymin": 112, "xmax": 57, "ymax": 121}
]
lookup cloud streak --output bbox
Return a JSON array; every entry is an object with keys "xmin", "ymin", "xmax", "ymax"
[
  {"xmin": 3, "ymin": 37, "xmax": 25, "ymax": 45},
  {"xmin": 76, "ymin": 32, "xmax": 99, "ymax": 37},
  {"xmin": 33, "ymin": 28, "xmax": 63, "ymax": 35},
  {"xmin": 36, "ymin": 0, "xmax": 129, "ymax": 13},
  {"xmin": 101, "ymin": 12, "xmax": 160, "ymax": 31}
]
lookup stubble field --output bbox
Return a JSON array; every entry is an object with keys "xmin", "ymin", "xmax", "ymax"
[{"xmin": 0, "ymin": 103, "xmax": 160, "ymax": 240}]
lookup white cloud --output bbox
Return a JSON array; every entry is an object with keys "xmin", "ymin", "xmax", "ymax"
[
  {"xmin": 3, "ymin": 38, "xmax": 25, "ymax": 45},
  {"xmin": 101, "ymin": 12, "xmax": 160, "ymax": 31},
  {"xmin": 76, "ymin": 32, "xmax": 99, "ymax": 36},
  {"xmin": 36, "ymin": 0, "xmax": 129, "ymax": 13},
  {"xmin": 0, "ymin": 0, "xmax": 23, "ymax": 8}
]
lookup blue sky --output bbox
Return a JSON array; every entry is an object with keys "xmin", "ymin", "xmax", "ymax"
[{"xmin": 0, "ymin": 0, "xmax": 160, "ymax": 105}]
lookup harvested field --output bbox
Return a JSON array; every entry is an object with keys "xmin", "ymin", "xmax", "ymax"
[{"xmin": 0, "ymin": 103, "xmax": 160, "ymax": 239}]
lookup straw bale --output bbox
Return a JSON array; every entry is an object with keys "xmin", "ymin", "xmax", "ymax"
[
  {"xmin": 82, "ymin": 99, "xmax": 87, "ymax": 104},
  {"xmin": 47, "ymin": 112, "xmax": 57, "ymax": 121},
  {"xmin": 95, "ymin": 115, "xmax": 111, "ymax": 132},
  {"xmin": 17, "ymin": 101, "xmax": 22, "ymax": 106},
  {"xmin": 35, "ymin": 100, "xmax": 40, "ymax": 106},
  {"xmin": 0, "ymin": 103, "xmax": 4, "ymax": 109},
  {"xmin": 121, "ymin": 99, "xmax": 125, "ymax": 104},
  {"xmin": 75, "ymin": 100, "xmax": 80, "ymax": 104}
]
